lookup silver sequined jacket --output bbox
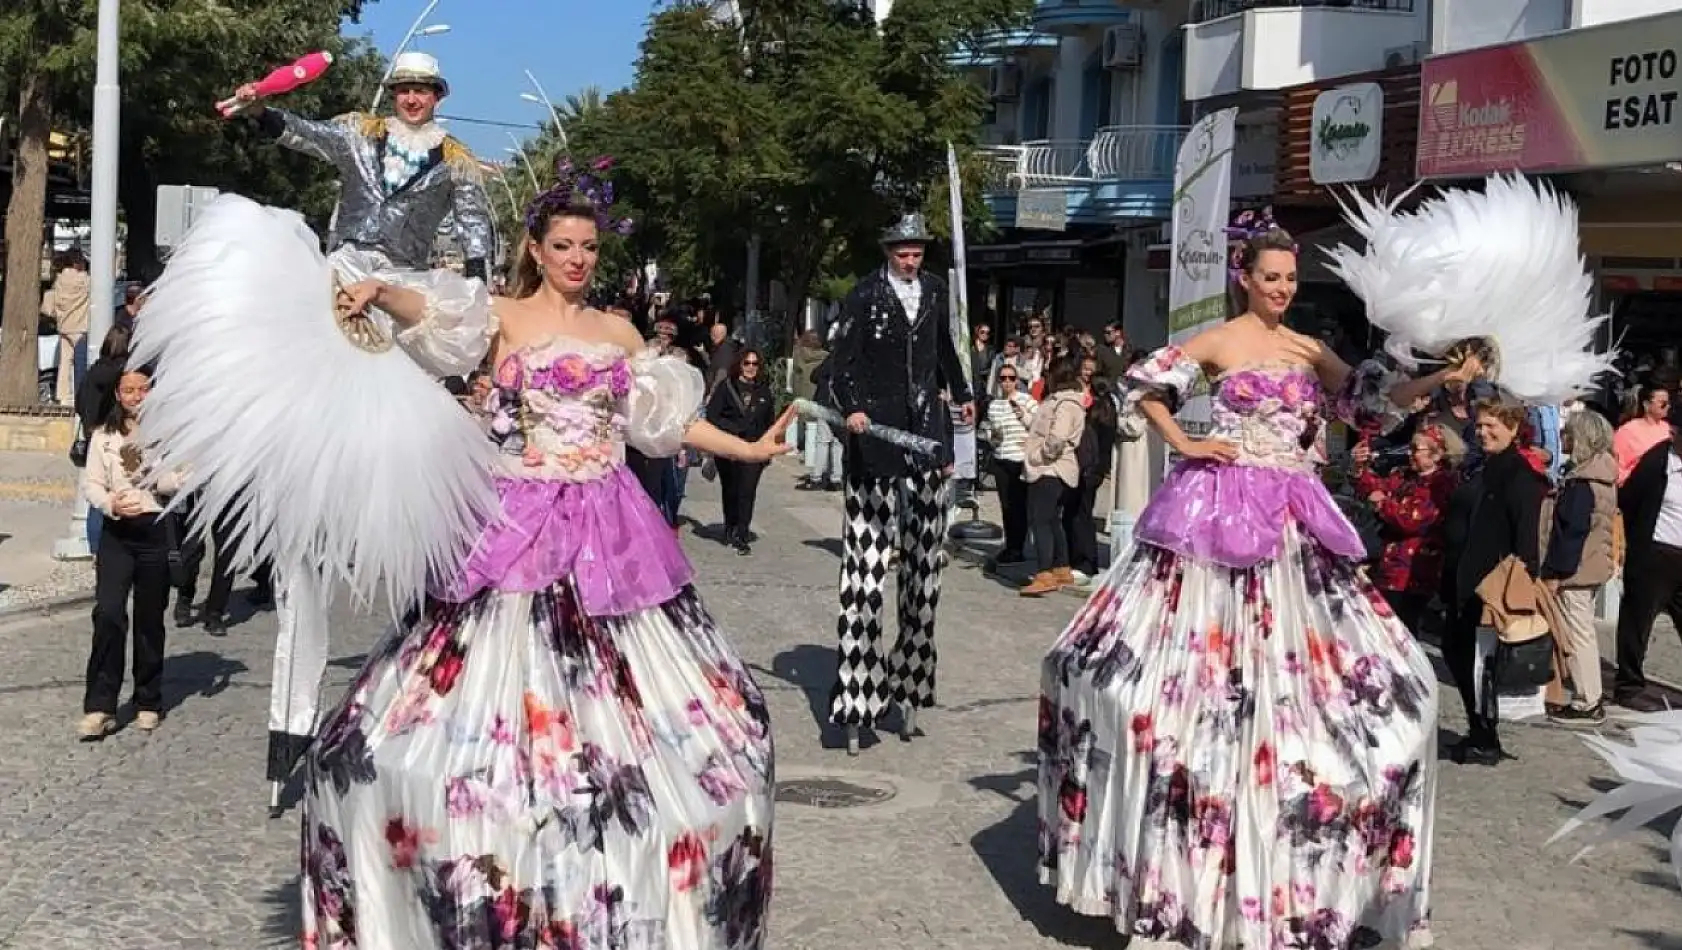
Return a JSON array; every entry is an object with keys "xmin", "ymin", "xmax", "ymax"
[{"xmin": 257, "ymin": 109, "xmax": 494, "ymax": 278}]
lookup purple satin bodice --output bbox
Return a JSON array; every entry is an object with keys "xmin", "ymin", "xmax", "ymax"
[{"xmin": 1127, "ymin": 352, "xmax": 1369, "ymax": 568}]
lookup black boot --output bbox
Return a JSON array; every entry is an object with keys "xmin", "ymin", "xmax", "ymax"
[{"xmin": 1450, "ymin": 714, "xmax": 1502, "ymax": 765}]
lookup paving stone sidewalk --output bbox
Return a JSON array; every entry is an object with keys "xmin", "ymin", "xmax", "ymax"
[{"xmin": 0, "ymin": 460, "xmax": 1678, "ymax": 949}]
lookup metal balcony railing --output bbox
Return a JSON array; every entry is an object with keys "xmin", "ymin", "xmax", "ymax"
[
  {"xmin": 981, "ymin": 126, "xmax": 1187, "ymax": 190},
  {"xmin": 1191, "ymin": 0, "xmax": 1414, "ymax": 24}
]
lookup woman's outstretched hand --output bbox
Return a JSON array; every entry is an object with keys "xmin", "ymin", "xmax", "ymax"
[{"xmin": 747, "ymin": 405, "xmax": 800, "ymax": 462}]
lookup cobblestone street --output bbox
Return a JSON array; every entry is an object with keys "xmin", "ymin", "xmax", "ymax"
[{"xmin": 1, "ymin": 463, "xmax": 1680, "ymax": 949}]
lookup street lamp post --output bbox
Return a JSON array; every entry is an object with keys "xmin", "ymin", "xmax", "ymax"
[
  {"xmin": 56, "ymin": 0, "xmax": 120, "ymax": 561},
  {"xmin": 505, "ymin": 137, "xmax": 541, "ymax": 191},
  {"xmin": 369, "ymin": 1, "xmax": 452, "ymax": 112},
  {"xmin": 520, "ymin": 69, "xmax": 567, "ymax": 151}
]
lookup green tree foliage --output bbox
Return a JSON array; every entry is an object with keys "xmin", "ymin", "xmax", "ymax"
[
  {"xmin": 509, "ymin": 0, "xmax": 1028, "ymax": 312},
  {"xmin": 0, "ymin": 0, "xmax": 384, "ymax": 404}
]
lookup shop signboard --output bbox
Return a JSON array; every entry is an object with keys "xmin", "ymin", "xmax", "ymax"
[
  {"xmin": 1311, "ymin": 83, "xmax": 1383, "ymax": 184},
  {"xmin": 1016, "ymin": 188, "xmax": 1068, "ymax": 231},
  {"xmin": 1418, "ymin": 10, "xmax": 1682, "ymax": 178}
]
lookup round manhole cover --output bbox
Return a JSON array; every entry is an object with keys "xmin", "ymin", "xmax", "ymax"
[{"xmin": 775, "ymin": 776, "xmax": 897, "ymax": 809}]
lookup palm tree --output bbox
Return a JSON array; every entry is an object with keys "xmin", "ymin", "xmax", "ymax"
[{"xmin": 559, "ymin": 85, "xmax": 604, "ymax": 128}]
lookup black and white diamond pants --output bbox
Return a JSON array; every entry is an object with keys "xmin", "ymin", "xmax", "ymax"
[{"xmin": 829, "ymin": 466, "xmax": 951, "ymax": 727}]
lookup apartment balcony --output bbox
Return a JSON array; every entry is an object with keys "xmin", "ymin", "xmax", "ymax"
[
  {"xmin": 1032, "ymin": 0, "xmax": 1132, "ymax": 34},
  {"xmin": 1184, "ymin": 0, "xmax": 1423, "ymax": 101},
  {"xmin": 980, "ymin": 125, "xmax": 1185, "ymax": 226},
  {"xmin": 946, "ymin": 28, "xmax": 1061, "ymax": 68}
]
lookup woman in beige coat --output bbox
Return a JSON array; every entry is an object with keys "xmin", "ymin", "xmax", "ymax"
[
  {"xmin": 47, "ymin": 249, "xmax": 91, "ymax": 406},
  {"xmin": 1020, "ymin": 357, "xmax": 1088, "ymax": 596},
  {"xmin": 1540, "ymin": 408, "xmax": 1619, "ymax": 725}
]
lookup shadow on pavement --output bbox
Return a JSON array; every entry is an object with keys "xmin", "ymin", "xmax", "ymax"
[
  {"xmin": 968, "ymin": 754, "xmax": 1116, "ymax": 949},
  {"xmin": 264, "ymin": 875, "xmax": 302, "ymax": 945},
  {"xmin": 161, "ymin": 650, "xmax": 248, "ymax": 715},
  {"xmin": 801, "ymin": 537, "xmax": 842, "ymax": 559}
]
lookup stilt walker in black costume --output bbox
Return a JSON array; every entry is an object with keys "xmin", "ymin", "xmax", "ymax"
[{"xmin": 825, "ymin": 214, "xmax": 973, "ymax": 755}]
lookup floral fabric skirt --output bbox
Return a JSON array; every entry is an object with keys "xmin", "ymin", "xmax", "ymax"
[
  {"xmin": 1038, "ymin": 524, "xmax": 1436, "ymax": 949},
  {"xmin": 301, "ymin": 582, "xmax": 774, "ymax": 950}
]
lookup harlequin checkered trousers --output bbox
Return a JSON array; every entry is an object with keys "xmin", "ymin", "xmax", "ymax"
[{"xmin": 829, "ymin": 466, "xmax": 951, "ymax": 727}]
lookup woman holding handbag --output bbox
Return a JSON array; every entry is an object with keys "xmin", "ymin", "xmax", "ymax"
[
  {"xmin": 1439, "ymin": 395, "xmax": 1549, "ymax": 765},
  {"xmin": 79, "ymin": 363, "xmax": 185, "ymax": 739}
]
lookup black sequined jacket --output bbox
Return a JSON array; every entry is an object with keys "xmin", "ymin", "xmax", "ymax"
[{"xmin": 823, "ymin": 268, "xmax": 973, "ymax": 480}]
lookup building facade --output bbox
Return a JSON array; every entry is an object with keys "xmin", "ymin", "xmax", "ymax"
[{"xmin": 968, "ymin": 2, "xmax": 1188, "ymax": 348}]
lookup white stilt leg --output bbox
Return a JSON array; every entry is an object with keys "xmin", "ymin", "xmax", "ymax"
[{"xmin": 845, "ymin": 724, "xmax": 860, "ymax": 757}]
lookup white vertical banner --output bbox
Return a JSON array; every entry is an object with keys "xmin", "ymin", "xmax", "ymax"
[
  {"xmin": 946, "ymin": 143, "xmax": 977, "ymax": 480},
  {"xmin": 1167, "ymin": 108, "xmax": 1239, "ymax": 451},
  {"xmin": 946, "ymin": 143, "xmax": 971, "ymax": 358}
]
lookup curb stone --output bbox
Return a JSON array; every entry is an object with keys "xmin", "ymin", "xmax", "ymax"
[{"xmin": 0, "ymin": 588, "xmax": 97, "ymax": 626}]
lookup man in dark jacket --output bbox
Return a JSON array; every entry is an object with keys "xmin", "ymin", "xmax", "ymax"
[
  {"xmin": 822, "ymin": 213, "xmax": 974, "ymax": 752},
  {"xmin": 1613, "ymin": 402, "xmax": 1682, "ymax": 711}
]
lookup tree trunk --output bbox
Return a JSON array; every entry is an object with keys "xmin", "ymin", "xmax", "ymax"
[
  {"xmin": 118, "ymin": 132, "xmax": 160, "ymax": 282},
  {"xmin": 0, "ymin": 70, "xmax": 53, "ymax": 407}
]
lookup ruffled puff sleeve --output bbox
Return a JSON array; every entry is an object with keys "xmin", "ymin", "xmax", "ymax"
[
  {"xmin": 391, "ymin": 270, "xmax": 496, "ymax": 378},
  {"xmin": 1331, "ymin": 359, "xmax": 1404, "ymax": 429},
  {"xmin": 1122, "ymin": 346, "xmax": 1202, "ymax": 416},
  {"xmin": 625, "ymin": 350, "xmax": 705, "ymax": 458}
]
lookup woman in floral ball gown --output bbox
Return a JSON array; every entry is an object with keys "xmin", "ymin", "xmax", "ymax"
[
  {"xmin": 1038, "ymin": 228, "xmax": 1475, "ymax": 949},
  {"xmin": 300, "ymin": 181, "xmax": 789, "ymax": 949}
]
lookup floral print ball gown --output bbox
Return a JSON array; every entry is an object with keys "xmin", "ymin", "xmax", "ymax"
[
  {"xmin": 1038, "ymin": 348, "xmax": 1437, "ymax": 950},
  {"xmin": 302, "ymin": 337, "xmax": 773, "ymax": 950}
]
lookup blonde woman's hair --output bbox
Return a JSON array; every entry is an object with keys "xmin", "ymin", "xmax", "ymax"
[
  {"xmin": 1418, "ymin": 422, "xmax": 1467, "ymax": 467},
  {"xmin": 1563, "ymin": 408, "xmax": 1614, "ymax": 467}
]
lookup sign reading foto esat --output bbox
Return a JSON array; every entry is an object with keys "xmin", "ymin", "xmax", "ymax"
[
  {"xmin": 1310, "ymin": 83, "xmax": 1383, "ymax": 184},
  {"xmin": 1418, "ymin": 11, "xmax": 1682, "ymax": 177}
]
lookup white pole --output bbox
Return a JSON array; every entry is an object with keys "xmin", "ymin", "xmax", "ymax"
[
  {"xmin": 523, "ymin": 70, "xmax": 567, "ymax": 151},
  {"xmin": 370, "ymin": 0, "xmax": 441, "ymax": 112},
  {"xmin": 57, "ymin": 0, "xmax": 120, "ymax": 562},
  {"xmin": 506, "ymin": 135, "xmax": 540, "ymax": 191}
]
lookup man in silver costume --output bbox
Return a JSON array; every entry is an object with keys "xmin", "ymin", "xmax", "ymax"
[
  {"xmin": 232, "ymin": 51, "xmax": 495, "ymax": 804},
  {"xmin": 240, "ymin": 51, "xmax": 495, "ymax": 287}
]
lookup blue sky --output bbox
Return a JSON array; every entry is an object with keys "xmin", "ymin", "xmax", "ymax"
[{"xmin": 348, "ymin": 1, "xmax": 660, "ymax": 159}]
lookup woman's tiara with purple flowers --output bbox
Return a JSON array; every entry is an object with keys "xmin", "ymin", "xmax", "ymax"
[
  {"xmin": 523, "ymin": 155, "xmax": 635, "ymax": 237},
  {"xmin": 1225, "ymin": 206, "xmax": 1297, "ymax": 284}
]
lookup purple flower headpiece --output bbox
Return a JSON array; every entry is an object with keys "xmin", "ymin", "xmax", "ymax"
[
  {"xmin": 523, "ymin": 155, "xmax": 635, "ymax": 237},
  {"xmin": 1225, "ymin": 206, "xmax": 1296, "ymax": 284}
]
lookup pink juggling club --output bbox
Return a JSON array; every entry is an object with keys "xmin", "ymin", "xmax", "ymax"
[{"xmin": 217, "ymin": 51, "xmax": 335, "ymax": 117}]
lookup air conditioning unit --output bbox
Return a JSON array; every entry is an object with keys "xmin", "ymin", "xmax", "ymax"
[
  {"xmin": 1383, "ymin": 41, "xmax": 1427, "ymax": 69},
  {"xmin": 1103, "ymin": 24, "xmax": 1144, "ymax": 69},
  {"xmin": 988, "ymin": 64, "xmax": 1022, "ymax": 101}
]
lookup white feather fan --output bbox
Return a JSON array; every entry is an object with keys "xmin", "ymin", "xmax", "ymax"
[
  {"xmin": 1326, "ymin": 173, "xmax": 1614, "ymax": 405},
  {"xmin": 1551, "ymin": 709, "xmax": 1682, "ymax": 890},
  {"xmin": 129, "ymin": 194, "xmax": 499, "ymax": 615}
]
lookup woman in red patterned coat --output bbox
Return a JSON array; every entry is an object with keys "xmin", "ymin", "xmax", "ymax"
[{"xmin": 1352, "ymin": 422, "xmax": 1466, "ymax": 634}]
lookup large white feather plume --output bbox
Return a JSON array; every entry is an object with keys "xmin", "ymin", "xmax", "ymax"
[
  {"xmin": 1327, "ymin": 173, "xmax": 1614, "ymax": 405},
  {"xmin": 129, "ymin": 194, "xmax": 499, "ymax": 615},
  {"xmin": 1550, "ymin": 709, "xmax": 1682, "ymax": 889}
]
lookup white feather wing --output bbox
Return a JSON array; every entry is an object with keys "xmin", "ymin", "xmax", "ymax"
[
  {"xmin": 129, "ymin": 194, "xmax": 499, "ymax": 615},
  {"xmin": 1327, "ymin": 174, "xmax": 1614, "ymax": 405},
  {"xmin": 1550, "ymin": 709, "xmax": 1682, "ymax": 890}
]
